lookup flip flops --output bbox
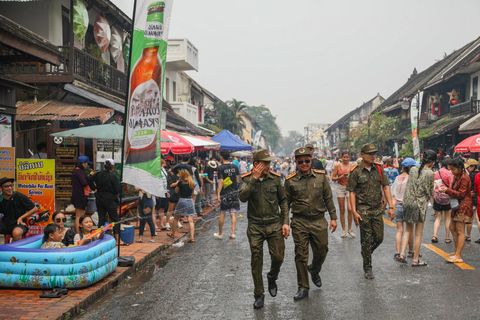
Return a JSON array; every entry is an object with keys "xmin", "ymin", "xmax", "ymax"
[
  {"xmin": 396, "ymin": 255, "xmax": 407, "ymax": 263},
  {"xmin": 40, "ymin": 288, "xmax": 68, "ymax": 298},
  {"xmin": 431, "ymin": 236, "xmax": 438, "ymax": 243},
  {"xmin": 412, "ymin": 260, "xmax": 427, "ymax": 267},
  {"xmin": 166, "ymin": 233, "xmax": 175, "ymax": 239},
  {"xmin": 446, "ymin": 256, "xmax": 464, "ymax": 263}
]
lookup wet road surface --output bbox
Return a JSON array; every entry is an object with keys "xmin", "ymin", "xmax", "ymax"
[{"xmin": 80, "ymin": 184, "xmax": 480, "ymax": 319}]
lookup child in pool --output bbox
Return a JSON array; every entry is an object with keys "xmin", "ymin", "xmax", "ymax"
[
  {"xmin": 74, "ymin": 215, "xmax": 104, "ymax": 245},
  {"xmin": 41, "ymin": 224, "xmax": 67, "ymax": 249}
]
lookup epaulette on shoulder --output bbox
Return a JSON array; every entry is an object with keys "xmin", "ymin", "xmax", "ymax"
[
  {"xmin": 374, "ymin": 161, "xmax": 383, "ymax": 166},
  {"xmin": 270, "ymin": 170, "xmax": 281, "ymax": 177},
  {"xmin": 350, "ymin": 164, "xmax": 359, "ymax": 172},
  {"xmin": 286, "ymin": 172, "xmax": 297, "ymax": 180},
  {"xmin": 241, "ymin": 171, "xmax": 252, "ymax": 178},
  {"xmin": 313, "ymin": 169, "xmax": 325, "ymax": 174}
]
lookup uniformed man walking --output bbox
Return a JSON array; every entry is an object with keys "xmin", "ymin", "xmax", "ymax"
[
  {"xmin": 285, "ymin": 148, "xmax": 337, "ymax": 301},
  {"xmin": 239, "ymin": 149, "xmax": 290, "ymax": 309},
  {"xmin": 346, "ymin": 144, "xmax": 394, "ymax": 280}
]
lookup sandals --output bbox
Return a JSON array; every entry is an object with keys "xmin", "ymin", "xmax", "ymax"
[
  {"xmin": 39, "ymin": 287, "xmax": 68, "ymax": 298},
  {"xmin": 411, "ymin": 260, "xmax": 427, "ymax": 267},
  {"xmin": 465, "ymin": 237, "xmax": 472, "ymax": 242},
  {"xmin": 431, "ymin": 236, "xmax": 438, "ymax": 243},
  {"xmin": 166, "ymin": 233, "xmax": 175, "ymax": 239},
  {"xmin": 396, "ymin": 255, "xmax": 407, "ymax": 263},
  {"xmin": 393, "ymin": 253, "xmax": 400, "ymax": 261},
  {"xmin": 407, "ymin": 252, "xmax": 422, "ymax": 258},
  {"xmin": 446, "ymin": 256, "xmax": 464, "ymax": 263},
  {"xmin": 122, "ymin": 242, "xmax": 131, "ymax": 246},
  {"xmin": 475, "ymin": 239, "xmax": 480, "ymax": 244},
  {"xmin": 186, "ymin": 239, "xmax": 195, "ymax": 243},
  {"xmin": 445, "ymin": 239, "xmax": 452, "ymax": 244},
  {"xmin": 136, "ymin": 239, "xmax": 143, "ymax": 243}
]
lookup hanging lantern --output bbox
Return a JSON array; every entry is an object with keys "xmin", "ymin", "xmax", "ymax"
[
  {"xmin": 110, "ymin": 27, "xmax": 122, "ymax": 62},
  {"xmin": 94, "ymin": 13, "xmax": 111, "ymax": 52},
  {"xmin": 123, "ymin": 35, "xmax": 131, "ymax": 62},
  {"xmin": 73, "ymin": 0, "xmax": 88, "ymax": 41}
]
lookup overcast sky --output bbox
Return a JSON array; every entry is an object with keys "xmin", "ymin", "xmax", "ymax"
[{"xmin": 113, "ymin": 0, "xmax": 480, "ymax": 135}]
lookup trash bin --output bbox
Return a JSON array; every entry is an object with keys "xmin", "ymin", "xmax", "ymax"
[{"xmin": 120, "ymin": 224, "xmax": 135, "ymax": 244}]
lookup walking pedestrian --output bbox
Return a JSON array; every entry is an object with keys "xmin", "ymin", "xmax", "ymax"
[
  {"xmin": 167, "ymin": 169, "xmax": 196, "ymax": 243},
  {"xmin": 347, "ymin": 144, "xmax": 393, "ymax": 279},
  {"xmin": 398, "ymin": 150, "xmax": 436, "ymax": 266},
  {"xmin": 239, "ymin": 157, "xmax": 248, "ymax": 175},
  {"xmin": 432, "ymin": 159, "xmax": 453, "ymax": 244},
  {"xmin": 391, "ymin": 158, "xmax": 417, "ymax": 261},
  {"xmin": 239, "ymin": 149, "xmax": 290, "ymax": 309},
  {"xmin": 384, "ymin": 158, "xmax": 399, "ymax": 186},
  {"xmin": 214, "ymin": 151, "xmax": 240, "ymax": 240},
  {"xmin": 440, "ymin": 157, "xmax": 472, "ymax": 263},
  {"xmin": 204, "ymin": 159, "xmax": 217, "ymax": 207},
  {"xmin": 136, "ymin": 189, "xmax": 156, "ymax": 243},
  {"xmin": 87, "ymin": 159, "xmax": 121, "ymax": 241},
  {"xmin": 165, "ymin": 168, "xmax": 180, "ymax": 231},
  {"xmin": 71, "ymin": 155, "xmax": 92, "ymax": 233},
  {"xmin": 332, "ymin": 151, "xmax": 354, "ymax": 238},
  {"xmin": 325, "ymin": 157, "xmax": 334, "ymax": 181},
  {"xmin": 465, "ymin": 159, "xmax": 478, "ymax": 242},
  {"xmin": 285, "ymin": 148, "xmax": 337, "ymax": 300}
]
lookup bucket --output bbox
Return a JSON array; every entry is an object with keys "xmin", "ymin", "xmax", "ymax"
[{"xmin": 120, "ymin": 224, "xmax": 135, "ymax": 244}]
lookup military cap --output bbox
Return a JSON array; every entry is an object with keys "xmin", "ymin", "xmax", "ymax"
[
  {"xmin": 305, "ymin": 143, "xmax": 314, "ymax": 149},
  {"xmin": 253, "ymin": 149, "xmax": 274, "ymax": 162},
  {"xmin": 361, "ymin": 143, "xmax": 377, "ymax": 154},
  {"xmin": 294, "ymin": 147, "xmax": 311, "ymax": 158}
]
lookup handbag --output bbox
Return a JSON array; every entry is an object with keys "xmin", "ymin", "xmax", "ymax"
[{"xmin": 443, "ymin": 172, "xmax": 460, "ymax": 210}]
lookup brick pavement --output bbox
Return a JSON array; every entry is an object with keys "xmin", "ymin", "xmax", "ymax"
[{"xmin": 0, "ymin": 203, "xmax": 219, "ymax": 320}]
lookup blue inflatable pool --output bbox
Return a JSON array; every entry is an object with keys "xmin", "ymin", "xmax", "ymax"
[{"xmin": 0, "ymin": 234, "xmax": 118, "ymax": 289}]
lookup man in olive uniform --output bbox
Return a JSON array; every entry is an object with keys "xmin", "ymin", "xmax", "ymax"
[
  {"xmin": 285, "ymin": 148, "xmax": 337, "ymax": 301},
  {"xmin": 346, "ymin": 143, "xmax": 394, "ymax": 280},
  {"xmin": 239, "ymin": 149, "xmax": 290, "ymax": 309}
]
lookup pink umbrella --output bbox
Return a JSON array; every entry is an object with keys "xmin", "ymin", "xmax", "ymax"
[
  {"xmin": 454, "ymin": 134, "xmax": 480, "ymax": 153},
  {"xmin": 161, "ymin": 130, "xmax": 194, "ymax": 154}
]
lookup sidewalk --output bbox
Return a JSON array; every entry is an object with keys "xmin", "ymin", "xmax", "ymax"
[{"xmin": 0, "ymin": 203, "xmax": 220, "ymax": 320}]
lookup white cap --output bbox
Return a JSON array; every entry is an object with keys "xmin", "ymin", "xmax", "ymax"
[{"xmin": 106, "ymin": 158, "xmax": 115, "ymax": 166}]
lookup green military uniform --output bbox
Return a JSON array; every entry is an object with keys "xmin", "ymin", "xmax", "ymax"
[
  {"xmin": 346, "ymin": 144, "xmax": 390, "ymax": 272},
  {"xmin": 239, "ymin": 149, "xmax": 289, "ymax": 297},
  {"xmin": 285, "ymin": 148, "xmax": 337, "ymax": 290}
]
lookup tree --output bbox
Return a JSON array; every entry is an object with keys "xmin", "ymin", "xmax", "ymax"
[
  {"xmin": 280, "ymin": 130, "xmax": 303, "ymax": 156},
  {"xmin": 244, "ymin": 105, "xmax": 282, "ymax": 151},
  {"xmin": 213, "ymin": 99, "xmax": 246, "ymax": 138}
]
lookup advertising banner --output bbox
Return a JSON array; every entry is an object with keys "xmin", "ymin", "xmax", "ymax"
[
  {"xmin": 16, "ymin": 159, "xmax": 55, "ymax": 235},
  {"xmin": 410, "ymin": 92, "xmax": 423, "ymax": 162},
  {"xmin": 0, "ymin": 147, "xmax": 15, "ymax": 179},
  {"xmin": 123, "ymin": 0, "xmax": 173, "ymax": 197},
  {"xmin": 253, "ymin": 130, "xmax": 262, "ymax": 149}
]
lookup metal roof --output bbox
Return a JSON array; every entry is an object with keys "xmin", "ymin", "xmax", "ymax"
[{"xmin": 16, "ymin": 100, "xmax": 114, "ymax": 123}]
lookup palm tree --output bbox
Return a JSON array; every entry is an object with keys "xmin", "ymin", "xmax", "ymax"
[{"xmin": 227, "ymin": 98, "xmax": 246, "ymax": 138}]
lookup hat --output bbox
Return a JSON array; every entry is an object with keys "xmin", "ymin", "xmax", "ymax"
[
  {"xmin": 0, "ymin": 177, "xmax": 14, "ymax": 187},
  {"xmin": 78, "ymin": 155, "xmax": 93, "ymax": 165},
  {"xmin": 305, "ymin": 143, "xmax": 314, "ymax": 150},
  {"xmin": 294, "ymin": 148, "xmax": 311, "ymax": 158},
  {"xmin": 401, "ymin": 157, "xmax": 419, "ymax": 168},
  {"xmin": 465, "ymin": 159, "xmax": 478, "ymax": 168},
  {"xmin": 166, "ymin": 155, "xmax": 174, "ymax": 161},
  {"xmin": 208, "ymin": 160, "xmax": 218, "ymax": 169},
  {"xmin": 361, "ymin": 144, "xmax": 377, "ymax": 154},
  {"xmin": 106, "ymin": 158, "xmax": 115, "ymax": 166},
  {"xmin": 253, "ymin": 149, "xmax": 274, "ymax": 162}
]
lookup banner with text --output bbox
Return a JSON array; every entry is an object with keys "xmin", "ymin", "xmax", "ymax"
[
  {"xmin": 253, "ymin": 130, "xmax": 262, "ymax": 149},
  {"xmin": 123, "ymin": 0, "xmax": 173, "ymax": 197},
  {"xmin": 410, "ymin": 92, "xmax": 423, "ymax": 162},
  {"xmin": 0, "ymin": 147, "xmax": 15, "ymax": 180}
]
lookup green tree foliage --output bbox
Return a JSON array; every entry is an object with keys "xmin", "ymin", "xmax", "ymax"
[
  {"xmin": 244, "ymin": 105, "xmax": 282, "ymax": 151},
  {"xmin": 214, "ymin": 99, "xmax": 246, "ymax": 138},
  {"xmin": 280, "ymin": 130, "xmax": 303, "ymax": 156}
]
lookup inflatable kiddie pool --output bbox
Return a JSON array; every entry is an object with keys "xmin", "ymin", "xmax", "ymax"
[{"xmin": 0, "ymin": 234, "xmax": 118, "ymax": 289}]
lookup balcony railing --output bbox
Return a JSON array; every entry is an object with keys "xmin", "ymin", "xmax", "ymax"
[{"xmin": 450, "ymin": 99, "xmax": 480, "ymax": 117}]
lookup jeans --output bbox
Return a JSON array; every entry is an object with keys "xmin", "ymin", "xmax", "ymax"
[
  {"xmin": 205, "ymin": 183, "xmax": 213, "ymax": 205},
  {"xmin": 138, "ymin": 195, "xmax": 156, "ymax": 237}
]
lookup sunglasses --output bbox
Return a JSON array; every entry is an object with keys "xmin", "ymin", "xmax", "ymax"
[
  {"xmin": 297, "ymin": 160, "xmax": 311, "ymax": 165},
  {"xmin": 2, "ymin": 184, "xmax": 13, "ymax": 189},
  {"xmin": 55, "ymin": 218, "xmax": 67, "ymax": 223}
]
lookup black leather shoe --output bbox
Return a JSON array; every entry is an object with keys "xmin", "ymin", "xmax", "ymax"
[
  {"xmin": 307, "ymin": 265, "xmax": 322, "ymax": 288},
  {"xmin": 293, "ymin": 288, "xmax": 309, "ymax": 301},
  {"xmin": 253, "ymin": 295, "xmax": 264, "ymax": 309},
  {"xmin": 364, "ymin": 270, "xmax": 375, "ymax": 280},
  {"xmin": 267, "ymin": 277, "xmax": 277, "ymax": 297}
]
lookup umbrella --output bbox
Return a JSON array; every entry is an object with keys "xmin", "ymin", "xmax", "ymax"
[
  {"xmin": 454, "ymin": 134, "xmax": 480, "ymax": 153},
  {"xmin": 123, "ymin": 35, "xmax": 131, "ymax": 63},
  {"xmin": 161, "ymin": 130, "xmax": 194, "ymax": 154},
  {"xmin": 73, "ymin": 0, "xmax": 88, "ymax": 41},
  {"xmin": 94, "ymin": 13, "xmax": 111, "ymax": 52},
  {"xmin": 51, "ymin": 122, "xmax": 124, "ymax": 140},
  {"xmin": 110, "ymin": 27, "xmax": 122, "ymax": 62}
]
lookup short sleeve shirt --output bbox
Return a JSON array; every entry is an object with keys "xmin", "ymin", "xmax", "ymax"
[
  {"xmin": 0, "ymin": 192, "xmax": 35, "ymax": 226},
  {"xmin": 218, "ymin": 163, "xmax": 240, "ymax": 195}
]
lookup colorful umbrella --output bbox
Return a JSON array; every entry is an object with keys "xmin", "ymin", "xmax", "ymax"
[
  {"xmin": 123, "ymin": 35, "xmax": 131, "ymax": 63},
  {"xmin": 94, "ymin": 13, "xmax": 111, "ymax": 52},
  {"xmin": 110, "ymin": 27, "xmax": 122, "ymax": 62},
  {"xmin": 73, "ymin": 0, "xmax": 88, "ymax": 41},
  {"xmin": 454, "ymin": 134, "xmax": 480, "ymax": 153},
  {"xmin": 161, "ymin": 130, "xmax": 194, "ymax": 154}
]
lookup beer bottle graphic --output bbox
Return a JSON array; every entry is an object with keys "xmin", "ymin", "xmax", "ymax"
[{"xmin": 125, "ymin": 2, "xmax": 165, "ymax": 164}]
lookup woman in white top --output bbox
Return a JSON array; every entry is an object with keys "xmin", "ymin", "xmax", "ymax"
[{"xmin": 391, "ymin": 158, "xmax": 417, "ymax": 261}]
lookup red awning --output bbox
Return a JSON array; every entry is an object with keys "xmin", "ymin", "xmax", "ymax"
[{"xmin": 161, "ymin": 130, "xmax": 194, "ymax": 154}]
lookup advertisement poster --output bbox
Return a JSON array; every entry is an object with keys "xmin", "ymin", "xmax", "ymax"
[
  {"xmin": 16, "ymin": 159, "xmax": 55, "ymax": 235},
  {"xmin": 253, "ymin": 130, "xmax": 262, "ymax": 149},
  {"xmin": 0, "ymin": 147, "xmax": 15, "ymax": 179},
  {"xmin": 0, "ymin": 115, "xmax": 12, "ymax": 147},
  {"xmin": 123, "ymin": 0, "xmax": 173, "ymax": 197},
  {"xmin": 410, "ymin": 92, "xmax": 423, "ymax": 162}
]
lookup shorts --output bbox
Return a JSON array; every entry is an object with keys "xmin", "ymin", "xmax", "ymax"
[
  {"xmin": 71, "ymin": 194, "xmax": 88, "ymax": 211},
  {"xmin": 174, "ymin": 198, "xmax": 196, "ymax": 216},
  {"xmin": 336, "ymin": 184, "xmax": 349, "ymax": 198},
  {"xmin": 452, "ymin": 211, "xmax": 473, "ymax": 224},
  {"xmin": 394, "ymin": 204, "xmax": 404, "ymax": 222},
  {"xmin": 433, "ymin": 200, "xmax": 451, "ymax": 212},
  {"xmin": 0, "ymin": 220, "xmax": 28, "ymax": 236},
  {"xmin": 220, "ymin": 193, "xmax": 240, "ymax": 212}
]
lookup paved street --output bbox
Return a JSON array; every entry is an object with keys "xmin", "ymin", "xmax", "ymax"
[{"xmin": 81, "ymin": 185, "xmax": 480, "ymax": 320}]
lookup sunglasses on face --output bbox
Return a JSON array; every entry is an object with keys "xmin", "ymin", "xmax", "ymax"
[
  {"xmin": 297, "ymin": 160, "xmax": 311, "ymax": 165},
  {"xmin": 55, "ymin": 218, "xmax": 67, "ymax": 223},
  {"xmin": 2, "ymin": 184, "xmax": 13, "ymax": 189}
]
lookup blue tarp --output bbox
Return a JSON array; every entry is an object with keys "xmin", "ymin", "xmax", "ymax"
[{"xmin": 211, "ymin": 130, "xmax": 253, "ymax": 151}]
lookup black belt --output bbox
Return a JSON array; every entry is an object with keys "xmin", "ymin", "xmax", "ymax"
[{"xmin": 292, "ymin": 214, "xmax": 324, "ymax": 221}]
